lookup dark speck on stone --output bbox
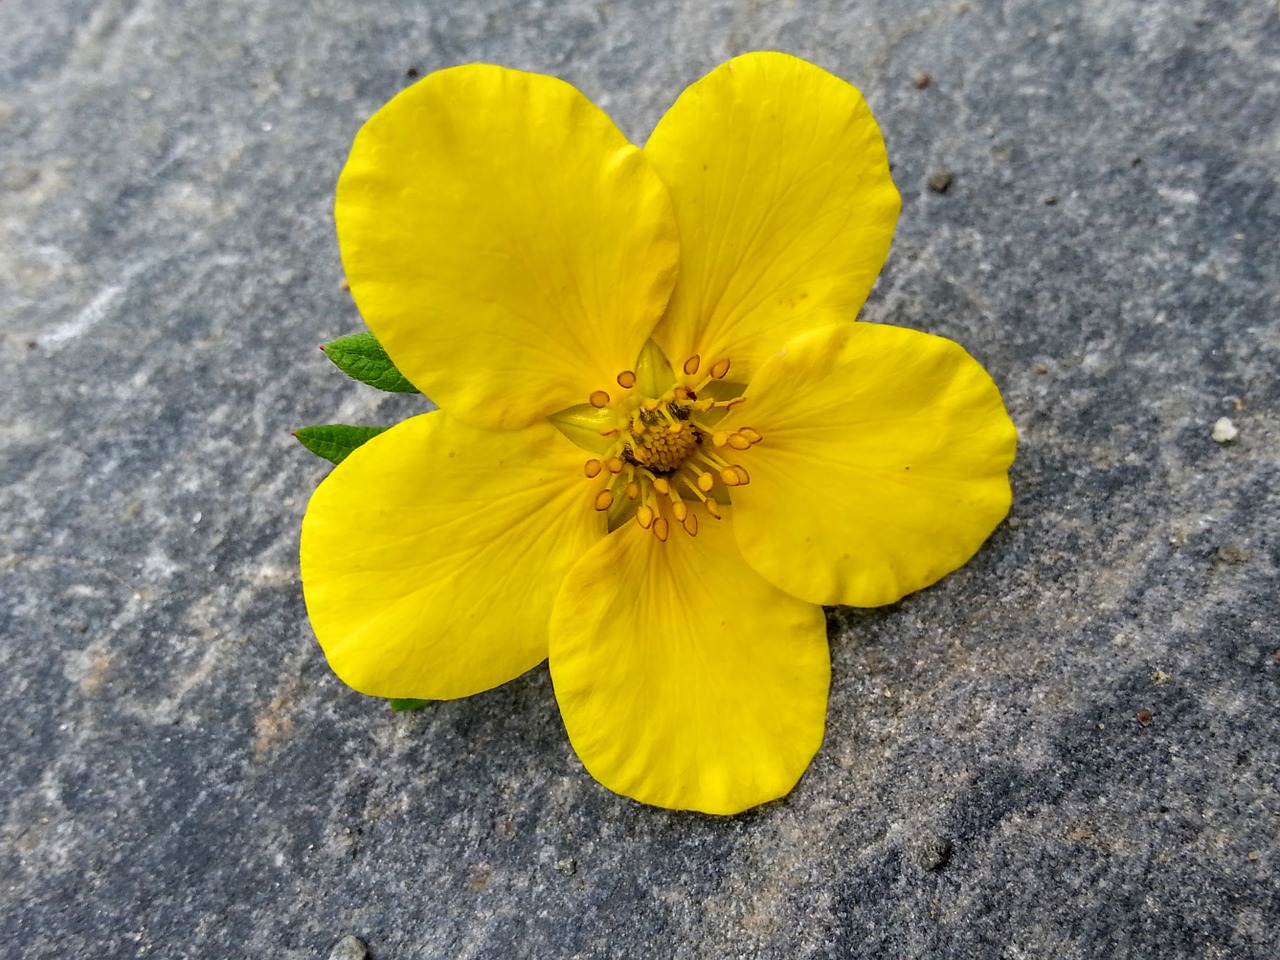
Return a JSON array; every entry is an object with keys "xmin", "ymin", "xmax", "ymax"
[
  {"xmin": 927, "ymin": 170, "xmax": 953, "ymax": 193},
  {"xmin": 406, "ymin": 66, "xmax": 420, "ymax": 78},
  {"xmin": 554, "ymin": 857, "xmax": 578, "ymax": 875},
  {"xmin": 911, "ymin": 71, "xmax": 931, "ymax": 88},
  {"xmin": 918, "ymin": 837, "xmax": 953, "ymax": 871},
  {"xmin": 1136, "ymin": 709, "xmax": 1154, "ymax": 727}
]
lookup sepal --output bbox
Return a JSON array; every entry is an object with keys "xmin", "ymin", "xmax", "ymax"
[
  {"xmin": 389, "ymin": 698, "xmax": 432, "ymax": 712},
  {"xmin": 321, "ymin": 332, "xmax": 420, "ymax": 393},
  {"xmin": 294, "ymin": 424, "xmax": 389, "ymax": 465}
]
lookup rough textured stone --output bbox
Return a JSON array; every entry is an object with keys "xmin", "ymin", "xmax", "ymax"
[{"xmin": 1, "ymin": 0, "xmax": 1277, "ymax": 958}]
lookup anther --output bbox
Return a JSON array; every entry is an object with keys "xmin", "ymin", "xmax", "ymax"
[
  {"xmin": 589, "ymin": 389, "xmax": 611, "ymax": 408},
  {"xmin": 594, "ymin": 489, "xmax": 615, "ymax": 511},
  {"xmin": 728, "ymin": 433, "xmax": 752, "ymax": 451},
  {"xmin": 710, "ymin": 358, "xmax": 731, "ymax": 379},
  {"xmin": 732, "ymin": 464, "xmax": 750, "ymax": 484},
  {"xmin": 652, "ymin": 477, "xmax": 671, "ymax": 495},
  {"xmin": 712, "ymin": 431, "xmax": 730, "ymax": 448},
  {"xmin": 631, "ymin": 417, "xmax": 647, "ymax": 434},
  {"xmin": 616, "ymin": 370, "xmax": 637, "ymax": 388},
  {"xmin": 697, "ymin": 471, "xmax": 715, "ymax": 493},
  {"xmin": 704, "ymin": 499, "xmax": 722, "ymax": 520},
  {"xmin": 637, "ymin": 504, "xmax": 655, "ymax": 529},
  {"xmin": 721, "ymin": 468, "xmax": 741, "ymax": 487},
  {"xmin": 683, "ymin": 354, "xmax": 701, "ymax": 376},
  {"xmin": 584, "ymin": 459, "xmax": 603, "ymax": 478},
  {"xmin": 737, "ymin": 427, "xmax": 762, "ymax": 444},
  {"xmin": 626, "ymin": 481, "xmax": 640, "ymax": 500},
  {"xmin": 652, "ymin": 517, "xmax": 670, "ymax": 542},
  {"xmin": 682, "ymin": 514, "xmax": 698, "ymax": 537},
  {"xmin": 672, "ymin": 501, "xmax": 688, "ymax": 522},
  {"xmin": 673, "ymin": 385, "xmax": 692, "ymax": 401},
  {"xmin": 606, "ymin": 457, "xmax": 624, "ymax": 474}
]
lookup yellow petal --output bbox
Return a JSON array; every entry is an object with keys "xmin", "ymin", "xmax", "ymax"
[
  {"xmin": 549, "ymin": 509, "xmax": 829, "ymax": 815},
  {"xmin": 301, "ymin": 412, "xmax": 603, "ymax": 699},
  {"xmin": 726, "ymin": 323, "xmax": 1017, "ymax": 607},
  {"xmin": 337, "ymin": 65, "xmax": 679, "ymax": 431},
  {"xmin": 644, "ymin": 52, "xmax": 900, "ymax": 380}
]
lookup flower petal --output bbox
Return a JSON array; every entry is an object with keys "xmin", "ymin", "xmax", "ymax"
[
  {"xmin": 549, "ymin": 510, "xmax": 829, "ymax": 815},
  {"xmin": 301, "ymin": 412, "xmax": 603, "ymax": 699},
  {"xmin": 337, "ymin": 65, "xmax": 680, "ymax": 431},
  {"xmin": 725, "ymin": 323, "xmax": 1016, "ymax": 607},
  {"xmin": 644, "ymin": 52, "xmax": 900, "ymax": 380}
]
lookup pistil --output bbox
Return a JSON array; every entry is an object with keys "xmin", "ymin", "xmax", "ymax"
[{"xmin": 576, "ymin": 354, "xmax": 761, "ymax": 542}]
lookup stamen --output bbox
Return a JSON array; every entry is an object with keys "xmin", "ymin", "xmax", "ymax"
[{"xmin": 572, "ymin": 349, "xmax": 747, "ymax": 539}]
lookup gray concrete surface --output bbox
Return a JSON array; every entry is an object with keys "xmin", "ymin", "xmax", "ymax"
[{"xmin": 2, "ymin": 0, "xmax": 1277, "ymax": 957}]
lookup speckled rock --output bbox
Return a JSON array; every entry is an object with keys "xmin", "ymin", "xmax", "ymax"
[{"xmin": 1, "ymin": 0, "xmax": 1277, "ymax": 958}]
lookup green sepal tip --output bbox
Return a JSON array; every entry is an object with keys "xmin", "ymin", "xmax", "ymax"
[
  {"xmin": 321, "ymin": 331, "xmax": 420, "ymax": 394},
  {"xmin": 294, "ymin": 424, "xmax": 389, "ymax": 465},
  {"xmin": 389, "ymin": 698, "xmax": 432, "ymax": 713}
]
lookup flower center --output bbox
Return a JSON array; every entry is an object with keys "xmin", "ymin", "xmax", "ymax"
[{"xmin": 579, "ymin": 354, "xmax": 762, "ymax": 542}]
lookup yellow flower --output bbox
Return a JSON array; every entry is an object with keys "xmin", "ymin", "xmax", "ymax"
[{"xmin": 301, "ymin": 53, "xmax": 1016, "ymax": 815}]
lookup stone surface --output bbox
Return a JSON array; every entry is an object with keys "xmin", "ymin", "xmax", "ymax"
[{"xmin": 1, "ymin": 0, "xmax": 1277, "ymax": 958}]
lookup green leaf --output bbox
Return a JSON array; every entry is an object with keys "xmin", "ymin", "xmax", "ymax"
[
  {"xmin": 321, "ymin": 332, "xmax": 420, "ymax": 394},
  {"xmin": 389, "ymin": 698, "xmax": 432, "ymax": 713},
  {"xmin": 294, "ymin": 424, "xmax": 389, "ymax": 465}
]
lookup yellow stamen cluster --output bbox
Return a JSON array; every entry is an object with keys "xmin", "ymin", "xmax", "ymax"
[{"xmin": 581, "ymin": 356, "xmax": 762, "ymax": 541}]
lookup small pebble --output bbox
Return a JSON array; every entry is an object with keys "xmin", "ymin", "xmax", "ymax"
[
  {"xmin": 554, "ymin": 857, "xmax": 578, "ymax": 876},
  {"xmin": 918, "ymin": 837, "xmax": 952, "ymax": 871},
  {"xmin": 911, "ymin": 71, "xmax": 931, "ymax": 89},
  {"xmin": 927, "ymin": 170, "xmax": 953, "ymax": 193},
  {"xmin": 1135, "ymin": 709, "xmax": 1153, "ymax": 727},
  {"xmin": 329, "ymin": 934, "xmax": 368, "ymax": 960},
  {"xmin": 1211, "ymin": 417, "xmax": 1238, "ymax": 443}
]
